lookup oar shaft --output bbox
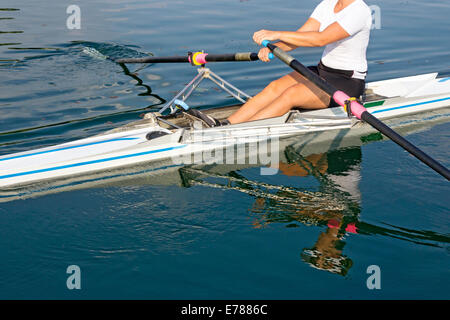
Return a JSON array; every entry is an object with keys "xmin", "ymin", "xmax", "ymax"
[
  {"xmin": 115, "ymin": 52, "xmax": 259, "ymax": 64},
  {"xmin": 116, "ymin": 56, "xmax": 189, "ymax": 63},
  {"xmin": 360, "ymin": 114, "xmax": 450, "ymax": 180},
  {"xmin": 263, "ymin": 41, "xmax": 450, "ymax": 180}
]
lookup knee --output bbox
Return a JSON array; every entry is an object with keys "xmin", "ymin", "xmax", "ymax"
[
  {"xmin": 282, "ymin": 84, "xmax": 305, "ymax": 99},
  {"xmin": 264, "ymin": 79, "xmax": 283, "ymax": 95}
]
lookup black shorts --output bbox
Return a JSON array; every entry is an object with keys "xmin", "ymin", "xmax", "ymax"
[{"xmin": 308, "ymin": 61, "xmax": 366, "ymax": 108}]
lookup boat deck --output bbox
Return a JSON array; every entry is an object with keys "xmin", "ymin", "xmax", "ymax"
[{"xmin": 108, "ymin": 88, "xmax": 388, "ymax": 133}]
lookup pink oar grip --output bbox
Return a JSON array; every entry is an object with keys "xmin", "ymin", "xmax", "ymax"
[
  {"xmin": 195, "ymin": 53, "xmax": 208, "ymax": 64},
  {"xmin": 188, "ymin": 53, "xmax": 208, "ymax": 65},
  {"xmin": 332, "ymin": 91, "xmax": 366, "ymax": 120}
]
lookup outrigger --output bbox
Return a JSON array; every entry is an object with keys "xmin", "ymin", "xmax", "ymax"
[{"xmin": 1, "ymin": 45, "xmax": 449, "ymax": 188}]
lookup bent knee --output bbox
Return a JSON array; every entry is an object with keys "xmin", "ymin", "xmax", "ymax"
[
  {"xmin": 264, "ymin": 77, "xmax": 294, "ymax": 95},
  {"xmin": 281, "ymin": 84, "xmax": 329, "ymax": 109},
  {"xmin": 282, "ymin": 84, "xmax": 307, "ymax": 98},
  {"xmin": 264, "ymin": 80, "xmax": 282, "ymax": 95}
]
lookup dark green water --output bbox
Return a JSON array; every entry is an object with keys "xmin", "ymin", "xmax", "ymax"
[{"xmin": 0, "ymin": 0, "xmax": 449, "ymax": 299}]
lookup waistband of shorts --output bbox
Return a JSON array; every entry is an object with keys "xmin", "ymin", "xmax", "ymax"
[{"xmin": 319, "ymin": 60, "xmax": 367, "ymax": 80}]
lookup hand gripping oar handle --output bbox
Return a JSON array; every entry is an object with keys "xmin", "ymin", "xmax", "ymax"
[{"xmin": 262, "ymin": 40, "xmax": 450, "ymax": 180}]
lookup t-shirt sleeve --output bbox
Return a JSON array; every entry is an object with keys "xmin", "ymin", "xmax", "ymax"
[
  {"xmin": 310, "ymin": 1, "xmax": 327, "ymax": 23},
  {"xmin": 337, "ymin": 5, "xmax": 371, "ymax": 36}
]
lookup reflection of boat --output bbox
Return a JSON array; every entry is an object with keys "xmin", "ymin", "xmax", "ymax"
[
  {"xmin": 1, "ymin": 67, "xmax": 449, "ymax": 188},
  {"xmin": 179, "ymin": 147, "xmax": 450, "ymax": 276},
  {"xmin": 0, "ymin": 102, "xmax": 448, "ymax": 203}
]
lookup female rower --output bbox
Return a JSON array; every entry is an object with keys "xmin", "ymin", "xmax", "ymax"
[{"xmin": 227, "ymin": 0, "xmax": 372, "ymax": 124}]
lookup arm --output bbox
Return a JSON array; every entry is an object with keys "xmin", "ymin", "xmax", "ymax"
[
  {"xmin": 254, "ymin": 21, "xmax": 350, "ymax": 48},
  {"xmin": 272, "ymin": 18, "xmax": 321, "ymax": 51},
  {"xmin": 279, "ymin": 22, "xmax": 350, "ymax": 47}
]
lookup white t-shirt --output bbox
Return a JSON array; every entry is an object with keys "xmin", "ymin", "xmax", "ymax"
[{"xmin": 310, "ymin": 0, "xmax": 372, "ymax": 78}]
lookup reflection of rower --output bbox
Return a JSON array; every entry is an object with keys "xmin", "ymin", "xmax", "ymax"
[
  {"xmin": 179, "ymin": 156, "xmax": 450, "ymax": 275},
  {"xmin": 253, "ymin": 146, "xmax": 362, "ymax": 276},
  {"xmin": 301, "ymin": 226, "xmax": 353, "ymax": 276},
  {"xmin": 281, "ymin": 146, "xmax": 362, "ymax": 202}
]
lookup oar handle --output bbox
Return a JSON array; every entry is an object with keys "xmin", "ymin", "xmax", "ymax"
[{"xmin": 262, "ymin": 40, "xmax": 450, "ymax": 180}]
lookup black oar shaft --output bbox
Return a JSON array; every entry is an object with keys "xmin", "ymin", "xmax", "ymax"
[
  {"xmin": 264, "ymin": 42, "xmax": 450, "ymax": 180},
  {"xmin": 360, "ymin": 113, "xmax": 450, "ymax": 180},
  {"xmin": 116, "ymin": 56, "xmax": 189, "ymax": 63},
  {"xmin": 205, "ymin": 52, "xmax": 259, "ymax": 62},
  {"xmin": 115, "ymin": 52, "xmax": 259, "ymax": 64}
]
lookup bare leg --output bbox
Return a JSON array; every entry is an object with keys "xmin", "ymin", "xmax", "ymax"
[
  {"xmin": 247, "ymin": 82, "xmax": 330, "ymax": 121},
  {"xmin": 228, "ymin": 71, "xmax": 308, "ymax": 124}
]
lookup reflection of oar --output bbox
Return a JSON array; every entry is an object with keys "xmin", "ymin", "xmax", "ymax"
[
  {"xmin": 262, "ymin": 40, "xmax": 450, "ymax": 180},
  {"xmin": 115, "ymin": 51, "xmax": 272, "ymax": 64}
]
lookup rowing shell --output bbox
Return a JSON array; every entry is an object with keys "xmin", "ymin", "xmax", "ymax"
[{"xmin": 0, "ymin": 72, "xmax": 449, "ymax": 188}]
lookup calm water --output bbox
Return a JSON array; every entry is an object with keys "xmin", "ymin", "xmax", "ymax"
[{"xmin": 0, "ymin": 0, "xmax": 449, "ymax": 299}]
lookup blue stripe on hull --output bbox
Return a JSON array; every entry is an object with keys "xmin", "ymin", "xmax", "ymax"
[
  {"xmin": 0, "ymin": 145, "xmax": 187, "ymax": 180},
  {"xmin": 0, "ymin": 137, "xmax": 141, "ymax": 162},
  {"xmin": 372, "ymin": 97, "xmax": 450, "ymax": 114}
]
